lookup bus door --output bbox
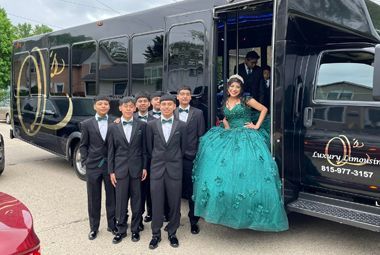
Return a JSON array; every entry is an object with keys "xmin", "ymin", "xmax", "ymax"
[
  {"xmin": 300, "ymin": 48, "xmax": 380, "ymax": 199},
  {"xmin": 164, "ymin": 10, "xmax": 212, "ymax": 125}
]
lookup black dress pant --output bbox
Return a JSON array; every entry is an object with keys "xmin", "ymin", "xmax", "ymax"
[
  {"xmin": 183, "ymin": 157, "xmax": 199, "ymax": 225},
  {"xmin": 86, "ymin": 165, "xmax": 116, "ymax": 232},
  {"xmin": 151, "ymin": 171, "xmax": 182, "ymax": 237},
  {"xmin": 115, "ymin": 175, "xmax": 141, "ymax": 234}
]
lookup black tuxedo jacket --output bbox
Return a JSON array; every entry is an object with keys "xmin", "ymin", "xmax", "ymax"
[
  {"xmin": 107, "ymin": 120, "xmax": 148, "ymax": 179},
  {"xmin": 260, "ymin": 79, "xmax": 271, "ymax": 110},
  {"xmin": 80, "ymin": 116, "xmax": 113, "ymax": 171},
  {"xmin": 146, "ymin": 118, "xmax": 187, "ymax": 180},
  {"xmin": 234, "ymin": 63, "xmax": 263, "ymax": 100},
  {"xmin": 174, "ymin": 106, "xmax": 205, "ymax": 160}
]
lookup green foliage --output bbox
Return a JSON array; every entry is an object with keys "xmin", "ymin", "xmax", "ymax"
[
  {"xmin": 0, "ymin": 8, "xmax": 14, "ymax": 90},
  {"xmin": 14, "ymin": 22, "xmax": 53, "ymax": 39}
]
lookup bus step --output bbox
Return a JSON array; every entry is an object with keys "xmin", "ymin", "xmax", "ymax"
[{"xmin": 287, "ymin": 192, "xmax": 380, "ymax": 232}]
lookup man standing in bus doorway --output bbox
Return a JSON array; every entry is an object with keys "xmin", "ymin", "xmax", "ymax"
[
  {"xmin": 80, "ymin": 96, "xmax": 116, "ymax": 240},
  {"xmin": 234, "ymin": 50, "xmax": 264, "ymax": 100},
  {"xmin": 174, "ymin": 86, "xmax": 205, "ymax": 235}
]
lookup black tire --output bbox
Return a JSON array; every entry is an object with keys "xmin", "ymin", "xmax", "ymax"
[
  {"xmin": 5, "ymin": 114, "xmax": 10, "ymax": 124},
  {"xmin": 73, "ymin": 143, "xmax": 86, "ymax": 181}
]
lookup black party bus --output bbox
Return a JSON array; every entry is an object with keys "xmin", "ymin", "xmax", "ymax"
[{"xmin": 10, "ymin": 0, "xmax": 380, "ymax": 231}]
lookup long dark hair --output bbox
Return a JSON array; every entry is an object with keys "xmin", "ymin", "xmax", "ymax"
[{"xmin": 223, "ymin": 76, "xmax": 244, "ymax": 107}]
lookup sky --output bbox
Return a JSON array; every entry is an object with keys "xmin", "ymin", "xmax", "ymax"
[{"xmin": 0, "ymin": 0, "xmax": 182, "ymax": 30}]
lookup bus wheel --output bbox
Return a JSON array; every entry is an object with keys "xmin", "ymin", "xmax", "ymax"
[{"xmin": 73, "ymin": 143, "xmax": 86, "ymax": 181}]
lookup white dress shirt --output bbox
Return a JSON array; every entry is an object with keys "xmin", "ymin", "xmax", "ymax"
[
  {"xmin": 245, "ymin": 64, "xmax": 252, "ymax": 75},
  {"xmin": 161, "ymin": 116, "xmax": 174, "ymax": 142},
  {"xmin": 121, "ymin": 117, "xmax": 133, "ymax": 143},
  {"xmin": 95, "ymin": 113, "xmax": 108, "ymax": 141},
  {"xmin": 178, "ymin": 105, "xmax": 190, "ymax": 123},
  {"xmin": 152, "ymin": 110, "xmax": 161, "ymax": 119}
]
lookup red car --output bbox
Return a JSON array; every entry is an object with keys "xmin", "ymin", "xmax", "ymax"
[{"xmin": 0, "ymin": 192, "xmax": 40, "ymax": 255}]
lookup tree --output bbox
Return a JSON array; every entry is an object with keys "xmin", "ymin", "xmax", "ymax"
[
  {"xmin": 14, "ymin": 22, "xmax": 53, "ymax": 39},
  {"xmin": 0, "ymin": 8, "xmax": 14, "ymax": 89}
]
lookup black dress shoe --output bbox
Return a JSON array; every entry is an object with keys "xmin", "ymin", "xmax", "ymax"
[
  {"xmin": 168, "ymin": 234, "xmax": 179, "ymax": 248},
  {"xmin": 164, "ymin": 225, "xmax": 168, "ymax": 232},
  {"xmin": 138, "ymin": 222, "xmax": 144, "ymax": 231},
  {"xmin": 191, "ymin": 224, "xmax": 200, "ymax": 234},
  {"xmin": 88, "ymin": 230, "xmax": 98, "ymax": 240},
  {"xmin": 131, "ymin": 232, "xmax": 140, "ymax": 242},
  {"xmin": 149, "ymin": 236, "xmax": 161, "ymax": 249},
  {"xmin": 112, "ymin": 233, "xmax": 127, "ymax": 244},
  {"xmin": 144, "ymin": 215, "xmax": 152, "ymax": 222},
  {"xmin": 107, "ymin": 227, "xmax": 117, "ymax": 235}
]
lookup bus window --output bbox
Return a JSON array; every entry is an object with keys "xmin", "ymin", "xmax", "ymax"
[
  {"xmin": 131, "ymin": 32, "xmax": 163, "ymax": 95},
  {"xmin": 30, "ymin": 49, "xmax": 48, "ymax": 96},
  {"xmin": 13, "ymin": 52, "xmax": 30, "ymax": 97},
  {"xmin": 50, "ymin": 47, "xmax": 69, "ymax": 96},
  {"xmin": 167, "ymin": 22, "xmax": 205, "ymax": 94},
  {"xmin": 315, "ymin": 51, "xmax": 374, "ymax": 102},
  {"xmin": 71, "ymin": 41, "xmax": 97, "ymax": 97},
  {"xmin": 99, "ymin": 36, "xmax": 128, "ymax": 97}
]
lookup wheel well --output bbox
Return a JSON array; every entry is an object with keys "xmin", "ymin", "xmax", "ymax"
[{"xmin": 69, "ymin": 138, "xmax": 80, "ymax": 161}]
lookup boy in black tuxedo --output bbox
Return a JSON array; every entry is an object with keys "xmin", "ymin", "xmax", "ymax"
[
  {"xmin": 175, "ymin": 86, "xmax": 205, "ymax": 234},
  {"xmin": 146, "ymin": 94, "xmax": 187, "ymax": 249},
  {"xmin": 108, "ymin": 97, "xmax": 148, "ymax": 244},
  {"xmin": 134, "ymin": 92, "xmax": 155, "ymax": 122},
  {"xmin": 80, "ymin": 95, "xmax": 116, "ymax": 240},
  {"xmin": 149, "ymin": 91, "xmax": 163, "ymax": 119}
]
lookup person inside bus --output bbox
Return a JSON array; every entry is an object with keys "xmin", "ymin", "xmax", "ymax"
[
  {"xmin": 108, "ymin": 96, "xmax": 148, "ymax": 244},
  {"xmin": 234, "ymin": 50, "xmax": 264, "ymax": 100},
  {"xmin": 192, "ymin": 74, "xmax": 288, "ymax": 231},
  {"xmin": 149, "ymin": 91, "xmax": 164, "ymax": 119},
  {"xmin": 260, "ymin": 65, "xmax": 271, "ymax": 110},
  {"xmin": 174, "ymin": 86, "xmax": 205, "ymax": 235},
  {"xmin": 146, "ymin": 94, "xmax": 187, "ymax": 249},
  {"xmin": 79, "ymin": 95, "xmax": 116, "ymax": 240}
]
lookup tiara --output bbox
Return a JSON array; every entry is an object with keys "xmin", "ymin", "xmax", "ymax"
[{"xmin": 228, "ymin": 74, "xmax": 244, "ymax": 84}]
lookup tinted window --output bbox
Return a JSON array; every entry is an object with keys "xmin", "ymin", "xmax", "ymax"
[
  {"xmin": 168, "ymin": 23, "xmax": 205, "ymax": 94},
  {"xmin": 131, "ymin": 32, "xmax": 163, "ymax": 95},
  {"xmin": 13, "ymin": 52, "xmax": 30, "ymax": 97},
  {"xmin": 50, "ymin": 47, "xmax": 69, "ymax": 96},
  {"xmin": 30, "ymin": 49, "xmax": 48, "ymax": 95},
  {"xmin": 99, "ymin": 37, "xmax": 128, "ymax": 97},
  {"xmin": 315, "ymin": 51, "xmax": 374, "ymax": 102},
  {"xmin": 72, "ymin": 41, "xmax": 97, "ymax": 97}
]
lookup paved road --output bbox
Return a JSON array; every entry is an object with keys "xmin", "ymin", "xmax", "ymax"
[{"xmin": 0, "ymin": 123, "xmax": 379, "ymax": 255}]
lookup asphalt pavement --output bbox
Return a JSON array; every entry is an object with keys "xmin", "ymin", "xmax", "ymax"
[{"xmin": 0, "ymin": 123, "xmax": 379, "ymax": 255}]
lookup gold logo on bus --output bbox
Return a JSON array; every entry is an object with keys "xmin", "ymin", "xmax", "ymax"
[{"xmin": 16, "ymin": 47, "xmax": 73, "ymax": 136}]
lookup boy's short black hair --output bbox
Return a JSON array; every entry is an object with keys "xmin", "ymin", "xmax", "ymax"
[
  {"xmin": 262, "ymin": 65, "xmax": 271, "ymax": 72},
  {"xmin": 177, "ymin": 86, "xmax": 192, "ymax": 94},
  {"xmin": 135, "ymin": 91, "xmax": 150, "ymax": 101},
  {"xmin": 150, "ymin": 91, "xmax": 164, "ymax": 99},
  {"xmin": 94, "ymin": 95, "xmax": 110, "ymax": 103},
  {"xmin": 160, "ymin": 94, "xmax": 176, "ymax": 103},
  {"xmin": 119, "ymin": 96, "xmax": 136, "ymax": 106},
  {"xmin": 245, "ymin": 50, "xmax": 260, "ymax": 60}
]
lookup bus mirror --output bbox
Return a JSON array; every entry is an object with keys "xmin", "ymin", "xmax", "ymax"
[{"xmin": 373, "ymin": 44, "xmax": 380, "ymax": 100}]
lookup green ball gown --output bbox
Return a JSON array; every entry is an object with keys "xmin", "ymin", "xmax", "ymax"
[{"xmin": 192, "ymin": 98, "xmax": 288, "ymax": 231}]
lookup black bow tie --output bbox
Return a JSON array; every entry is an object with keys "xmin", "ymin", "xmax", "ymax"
[
  {"xmin": 161, "ymin": 119, "xmax": 173, "ymax": 124},
  {"xmin": 153, "ymin": 111, "xmax": 161, "ymax": 115},
  {"xmin": 138, "ymin": 115, "xmax": 148, "ymax": 120},
  {"xmin": 122, "ymin": 120, "xmax": 133, "ymax": 126},
  {"xmin": 179, "ymin": 108, "xmax": 189, "ymax": 113},
  {"xmin": 97, "ymin": 116, "xmax": 108, "ymax": 121}
]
